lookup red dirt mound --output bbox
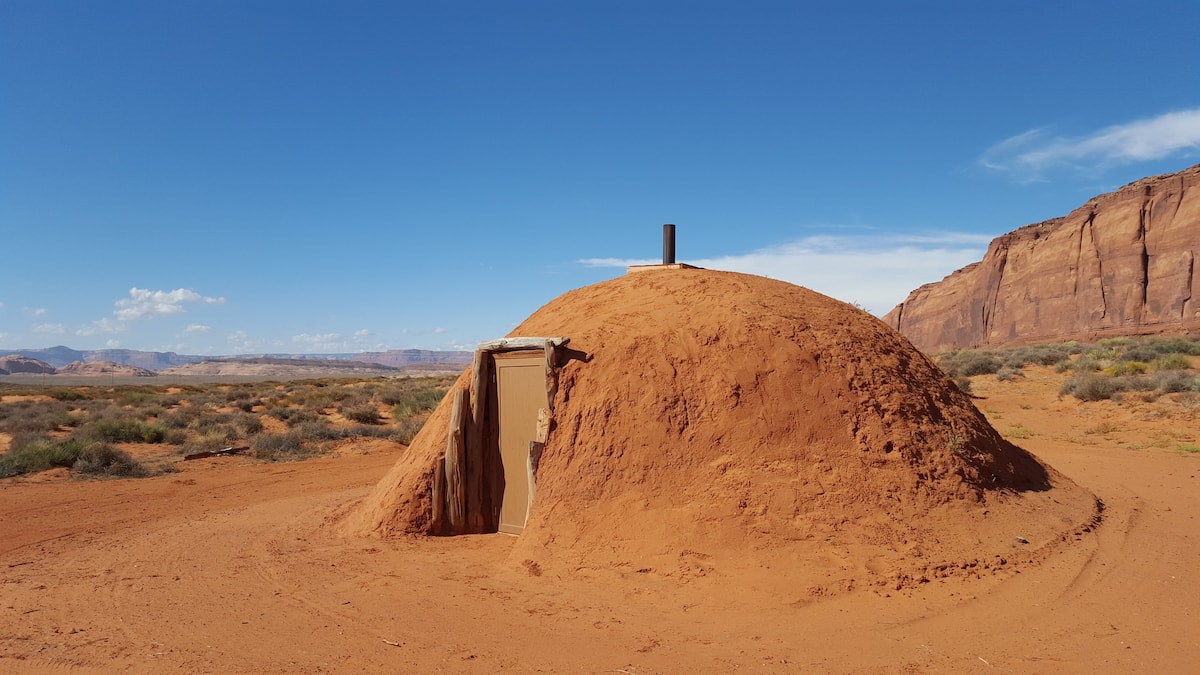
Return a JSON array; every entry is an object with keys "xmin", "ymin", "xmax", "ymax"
[{"xmin": 346, "ymin": 269, "xmax": 1096, "ymax": 591}]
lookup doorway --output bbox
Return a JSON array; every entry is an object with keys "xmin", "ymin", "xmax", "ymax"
[{"xmin": 492, "ymin": 351, "xmax": 548, "ymax": 534}]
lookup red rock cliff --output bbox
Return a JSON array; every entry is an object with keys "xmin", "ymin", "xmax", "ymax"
[{"xmin": 884, "ymin": 164, "xmax": 1200, "ymax": 352}]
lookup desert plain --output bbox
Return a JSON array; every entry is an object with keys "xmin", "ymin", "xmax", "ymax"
[{"xmin": 1, "ymin": 365, "xmax": 1197, "ymax": 674}]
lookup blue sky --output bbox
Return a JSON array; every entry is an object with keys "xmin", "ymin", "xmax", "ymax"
[{"xmin": 2, "ymin": 1, "xmax": 1198, "ymax": 355}]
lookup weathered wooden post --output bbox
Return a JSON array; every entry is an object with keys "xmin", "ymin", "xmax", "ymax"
[
  {"xmin": 445, "ymin": 386, "xmax": 468, "ymax": 533},
  {"xmin": 466, "ymin": 350, "xmax": 488, "ymax": 533}
]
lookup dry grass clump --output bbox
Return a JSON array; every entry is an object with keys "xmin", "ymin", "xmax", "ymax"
[
  {"xmin": 72, "ymin": 444, "xmax": 150, "ymax": 478},
  {"xmin": 942, "ymin": 336, "xmax": 1200, "ymax": 381},
  {"xmin": 936, "ymin": 336, "xmax": 1200, "ymax": 403},
  {"xmin": 84, "ymin": 418, "xmax": 168, "ymax": 444},
  {"xmin": 0, "ymin": 436, "xmax": 148, "ymax": 479},
  {"xmin": 0, "ymin": 375, "xmax": 452, "ymax": 479},
  {"xmin": 1059, "ymin": 369, "xmax": 1198, "ymax": 402},
  {"xmin": 342, "ymin": 405, "xmax": 383, "ymax": 424}
]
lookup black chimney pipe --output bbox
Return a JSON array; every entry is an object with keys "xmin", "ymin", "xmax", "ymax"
[{"xmin": 663, "ymin": 223, "xmax": 676, "ymax": 264}]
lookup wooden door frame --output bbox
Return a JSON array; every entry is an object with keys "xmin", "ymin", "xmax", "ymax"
[{"xmin": 430, "ymin": 337, "xmax": 568, "ymax": 536}]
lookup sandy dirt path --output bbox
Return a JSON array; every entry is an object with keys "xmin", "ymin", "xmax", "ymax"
[{"xmin": 2, "ymin": 370, "xmax": 1198, "ymax": 673}]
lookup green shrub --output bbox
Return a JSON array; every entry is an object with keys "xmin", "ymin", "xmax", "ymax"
[
  {"xmin": 1151, "ymin": 370, "xmax": 1197, "ymax": 394},
  {"xmin": 0, "ymin": 401, "xmax": 76, "ymax": 433},
  {"xmin": 1002, "ymin": 345, "xmax": 1070, "ymax": 368},
  {"xmin": 72, "ymin": 444, "xmax": 148, "ymax": 478},
  {"xmin": 224, "ymin": 389, "xmax": 256, "ymax": 403},
  {"xmin": 163, "ymin": 428, "xmax": 188, "ymax": 445},
  {"xmin": 85, "ymin": 418, "xmax": 167, "ymax": 443},
  {"xmin": 251, "ymin": 431, "xmax": 320, "ymax": 461},
  {"xmin": 0, "ymin": 437, "xmax": 90, "ymax": 477},
  {"xmin": 343, "ymin": 405, "xmax": 382, "ymax": 424},
  {"xmin": 393, "ymin": 418, "xmax": 425, "ymax": 445},
  {"xmin": 392, "ymin": 391, "xmax": 447, "ymax": 419},
  {"xmin": 1060, "ymin": 373, "xmax": 1125, "ymax": 401},
  {"xmin": 938, "ymin": 351, "xmax": 1002, "ymax": 378},
  {"xmin": 291, "ymin": 420, "xmax": 341, "ymax": 442},
  {"xmin": 233, "ymin": 413, "xmax": 264, "ymax": 436},
  {"xmin": 275, "ymin": 409, "xmax": 320, "ymax": 427},
  {"xmin": 178, "ymin": 433, "xmax": 230, "ymax": 456},
  {"xmin": 1146, "ymin": 337, "xmax": 1200, "ymax": 356},
  {"xmin": 192, "ymin": 412, "xmax": 235, "ymax": 430},
  {"xmin": 348, "ymin": 424, "xmax": 397, "ymax": 439},
  {"xmin": 48, "ymin": 389, "xmax": 93, "ymax": 401},
  {"xmin": 117, "ymin": 391, "xmax": 156, "ymax": 406},
  {"xmin": 1104, "ymin": 361, "xmax": 1148, "ymax": 376},
  {"xmin": 155, "ymin": 395, "xmax": 183, "ymax": 408},
  {"xmin": 1061, "ymin": 357, "xmax": 1104, "ymax": 373},
  {"xmin": 160, "ymin": 408, "xmax": 200, "ymax": 429},
  {"xmin": 1151, "ymin": 353, "xmax": 1192, "ymax": 371},
  {"xmin": 266, "ymin": 407, "xmax": 296, "ymax": 421},
  {"xmin": 995, "ymin": 366, "xmax": 1024, "ymax": 382}
]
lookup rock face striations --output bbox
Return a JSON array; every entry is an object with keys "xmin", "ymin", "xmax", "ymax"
[{"xmin": 884, "ymin": 164, "xmax": 1200, "ymax": 352}]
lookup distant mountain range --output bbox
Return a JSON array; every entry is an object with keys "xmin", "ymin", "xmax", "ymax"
[{"xmin": 0, "ymin": 345, "xmax": 474, "ymax": 372}]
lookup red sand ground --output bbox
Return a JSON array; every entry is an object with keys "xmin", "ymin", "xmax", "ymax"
[{"xmin": 1, "ymin": 374, "xmax": 1198, "ymax": 673}]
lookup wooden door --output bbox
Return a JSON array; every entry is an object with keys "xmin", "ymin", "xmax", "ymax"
[{"xmin": 493, "ymin": 352, "xmax": 546, "ymax": 534}]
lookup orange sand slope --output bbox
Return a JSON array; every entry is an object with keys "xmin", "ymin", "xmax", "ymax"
[{"xmin": 350, "ymin": 269, "xmax": 1096, "ymax": 593}]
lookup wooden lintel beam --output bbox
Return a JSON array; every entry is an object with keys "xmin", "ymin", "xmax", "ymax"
[{"xmin": 477, "ymin": 336, "xmax": 569, "ymax": 352}]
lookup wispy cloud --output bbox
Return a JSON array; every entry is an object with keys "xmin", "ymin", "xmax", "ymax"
[
  {"xmin": 76, "ymin": 318, "xmax": 125, "ymax": 336},
  {"xmin": 292, "ymin": 333, "xmax": 346, "ymax": 352},
  {"xmin": 23, "ymin": 307, "xmax": 47, "ymax": 317},
  {"xmin": 580, "ymin": 232, "xmax": 990, "ymax": 315},
  {"xmin": 183, "ymin": 324, "xmax": 211, "ymax": 334},
  {"xmin": 225, "ymin": 330, "xmax": 264, "ymax": 354},
  {"xmin": 114, "ymin": 288, "xmax": 225, "ymax": 321},
  {"xmin": 32, "ymin": 323, "xmax": 66, "ymax": 335},
  {"xmin": 981, "ymin": 108, "xmax": 1200, "ymax": 180}
]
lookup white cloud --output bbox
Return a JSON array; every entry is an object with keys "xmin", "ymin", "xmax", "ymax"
[
  {"xmin": 32, "ymin": 323, "xmax": 66, "ymax": 335},
  {"xmin": 433, "ymin": 327, "xmax": 447, "ymax": 335},
  {"xmin": 353, "ymin": 329, "xmax": 372, "ymax": 339},
  {"xmin": 183, "ymin": 324, "xmax": 211, "ymax": 334},
  {"xmin": 114, "ymin": 287, "xmax": 225, "ymax": 321},
  {"xmin": 580, "ymin": 232, "xmax": 990, "ymax": 315},
  {"xmin": 292, "ymin": 333, "xmax": 346, "ymax": 352},
  {"xmin": 105, "ymin": 339, "xmax": 121, "ymax": 348},
  {"xmin": 226, "ymin": 330, "xmax": 257, "ymax": 354},
  {"xmin": 76, "ymin": 318, "xmax": 126, "ymax": 336},
  {"xmin": 23, "ymin": 307, "xmax": 47, "ymax": 317},
  {"xmin": 981, "ymin": 108, "xmax": 1200, "ymax": 179}
]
